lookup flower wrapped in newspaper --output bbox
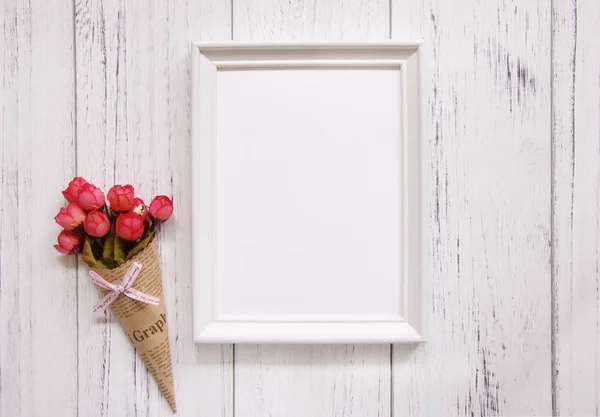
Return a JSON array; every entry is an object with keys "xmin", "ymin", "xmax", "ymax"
[{"xmin": 54, "ymin": 177, "xmax": 177, "ymax": 412}]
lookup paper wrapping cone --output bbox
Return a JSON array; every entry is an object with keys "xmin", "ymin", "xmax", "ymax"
[{"xmin": 91, "ymin": 239, "xmax": 177, "ymax": 413}]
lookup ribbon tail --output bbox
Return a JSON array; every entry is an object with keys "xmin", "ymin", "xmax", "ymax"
[
  {"xmin": 125, "ymin": 288, "xmax": 160, "ymax": 306},
  {"xmin": 121, "ymin": 262, "xmax": 142, "ymax": 289},
  {"xmin": 94, "ymin": 291, "xmax": 120, "ymax": 313}
]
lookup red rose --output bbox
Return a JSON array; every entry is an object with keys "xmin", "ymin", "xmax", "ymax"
[
  {"xmin": 54, "ymin": 203, "xmax": 86, "ymax": 231},
  {"xmin": 54, "ymin": 230, "xmax": 84, "ymax": 254},
  {"xmin": 149, "ymin": 195, "xmax": 173, "ymax": 222},
  {"xmin": 78, "ymin": 183, "xmax": 105, "ymax": 211},
  {"xmin": 116, "ymin": 212, "xmax": 145, "ymax": 241},
  {"xmin": 129, "ymin": 197, "xmax": 148, "ymax": 221},
  {"xmin": 107, "ymin": 184, "xmax": 135, "ymax": 212},
  {"xmin": 62, "ymin": 177, "xmax": 89, "ymax": 203},
  {"xmin": 84, "ymin": 211, "xmax": 111, "ymax": 237}
]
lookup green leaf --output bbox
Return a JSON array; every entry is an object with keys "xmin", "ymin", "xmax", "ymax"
[
  {"xmin": 114, "ymin": 236, "xmax": 126, "ymax": 266},
  {"xmin": 126, "ymin": 232, "xmax": 155, "ymax": 260},
  {"xmin": 101, "ymin": 232, "xmax": 117, "ymax": 269},
  {"xmin": 102, "ymin": 258, "xmax": 117, "ymax": 269},
  {"xmin": 82, "ymin": 237, "xmax": 107, "ymax": 269}
]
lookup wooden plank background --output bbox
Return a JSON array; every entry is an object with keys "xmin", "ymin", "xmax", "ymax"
[
  {"xmin": 392, "ymin": 1, "xmax": 553, "ymax": 416},
  {"xmin": 553, "ymin": 0, "xmax": 600, "ymax": 415},
  {"xmin": 0, "ymin": 0, "xmax": 597, "ymax": 416}
]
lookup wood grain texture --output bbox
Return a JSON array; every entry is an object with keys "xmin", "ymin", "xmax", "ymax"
[
  {"xmin": 3, "ymin": 0, "xmax": 599, "ymax": 415},
  {"xmin": 553, "ymin": 0, "xmax": 600, "ymax": 415},
  {"xmin": 74, "ymin": 0, "xmax": 232, "ymax": 415},
  {"xmin": 233, "ymin": 0, "xmax": 389, "ymax": 41},
  {"xmin": 0, "ymin": 0, "xmax": 78, "ymax": 416},
  {"xmin": 231, "ymin": 0, "xmax": 392, "ymax": 416},
  {"xmin": 392, "ymin": 0, "xmax": 553, "ymax": 416},
  {"xmin": 236, "ymin": 344, "xmax": 391, "ymax": 416}
]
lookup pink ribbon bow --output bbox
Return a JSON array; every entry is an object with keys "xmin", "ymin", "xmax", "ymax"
[{"xmin": 88, "ymin": 262, "xmax": 160, "ymax": 313}]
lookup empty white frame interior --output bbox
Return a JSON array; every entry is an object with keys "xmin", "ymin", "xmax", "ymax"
[{"xmin": 192, "ymin": 42, "xmax": 423, "ymax": 343}]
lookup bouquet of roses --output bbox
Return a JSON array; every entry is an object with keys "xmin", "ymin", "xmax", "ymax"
[{"xmin": 54, "ymin": 177, "xmax": 177, "ymax": 412}]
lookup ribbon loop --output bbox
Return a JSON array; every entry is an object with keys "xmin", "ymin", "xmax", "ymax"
[{"xmin": 88, "ymin": 262, "xmax": 160, "ymax": 313}]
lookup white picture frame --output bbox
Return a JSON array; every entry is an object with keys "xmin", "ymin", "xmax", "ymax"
[{"xmin": 191, "ymin": 41, "xmax": 424, "ymax": 343}]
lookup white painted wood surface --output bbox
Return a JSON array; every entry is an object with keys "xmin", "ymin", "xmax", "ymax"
[
  {"xmin": 392, "ymin": 1, "xmax": 554, "ymax": 416},
  {"xmin": 73, "ymin": 0, "xmax": 232, "ymax": 415},
  {"xmin": 0, "ymin": 0, "xmax": 597, "ymax": 416},
  {"xmin": 1, "ymin": 0, "xmax": 78, "ymax": 416},
  {"xmin": 553, "ymin": 0, "xmax": 600, "ymax": 415}
]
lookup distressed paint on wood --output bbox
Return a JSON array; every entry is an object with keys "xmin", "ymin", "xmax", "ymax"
[
  {"xmin": 235, "ymin": 344, "xmax": 391, "ymax": 417},
  {"xmin": 231, "ymin": 0, "xmax": 392, "ymax": 416},
  {"xmin": 0, "ymin": 0, "xmax": 78, "ymax": 416},
  {"xmin": 181, "ymin": 1, "xmax": 235, "ymax": 416},
  {"xmin": 232, "ymin": 0, "xmax": 389, "ymax": 41},
  {"xmin": 392, "ymin": 0, "xmax": 553, "ymax": 416},
  {"xmin": 553, "ymin": 0, "xmax": 600, "ymax": 415},
  {"xmin": 74, "ymin": 0, "xmax": 232, "ymax": 415},
  {"xmin": 2, "ymin": 0, "xmax": 600, "ymax": 415}
]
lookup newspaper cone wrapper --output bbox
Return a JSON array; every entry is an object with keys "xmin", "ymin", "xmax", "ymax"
[{"xmin": 91, "ymin": 239, "xmax": 177, "ymax": 413}]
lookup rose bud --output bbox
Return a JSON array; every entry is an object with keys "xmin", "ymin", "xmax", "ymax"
[
  {"xmin": 129, "ymin": 197, "xmax": 148, "ymax": 221},
  {"xmin": 78, "ymin": 183, "xmax": 105, "ymax": 211},
  {"xmin": 54, "ymin": 203, "xmax": 86, "ymax": 231},
  {"xmin": 116, "ymin": 212, "xmax": 145, "ymax": 241},
  {"xmin": 84, "ymin": 210, "xmax": 111, "ymax": 238},
  {"xmin": 148, "ymin": 195, "xmax": 173, "ymax": 222},
  {"xmin": 54, "ymin": 230, "xmax": 84, "ymax": 254},
  {"xmin": 107, "ymin": 184, "xmax": 135, "ymax": 212},
  {"xmin": 62, "ymin": 177, "xmax": 89, "ymax": 203}
]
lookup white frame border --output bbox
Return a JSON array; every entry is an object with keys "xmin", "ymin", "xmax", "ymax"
[{"xmin": 191, "ymin": 41, "xmax": 424, "ymax": 344}]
